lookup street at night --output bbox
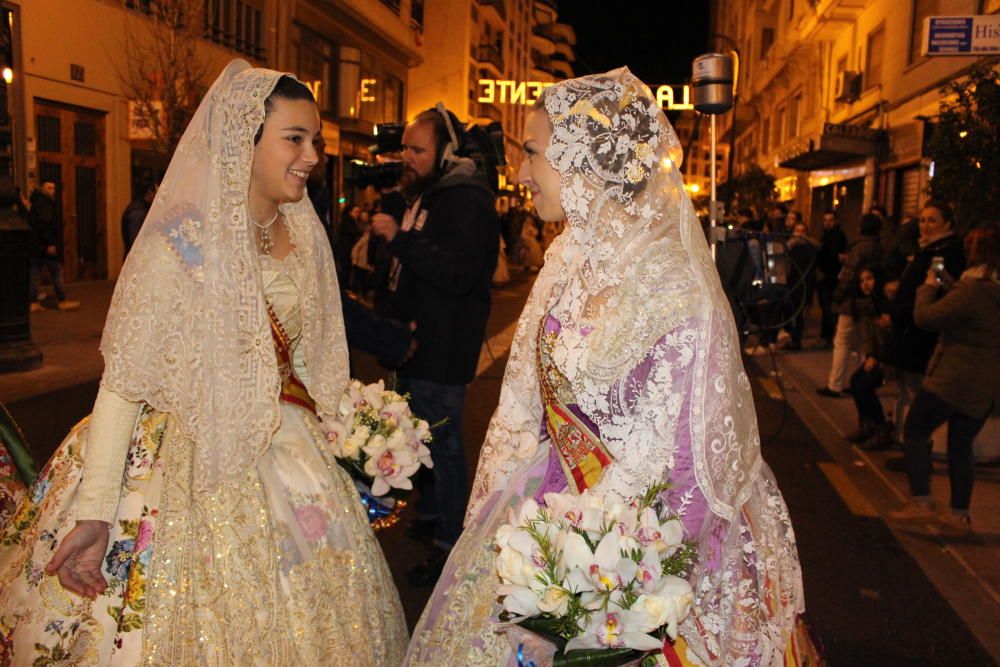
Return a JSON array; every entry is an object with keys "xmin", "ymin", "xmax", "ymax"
[
  {"xmin": 2, "ymin": 1, "xmax": 999, "ymax": 665},
  {"xmin": 6, "ymin": 272, "xmax": 998, "ymax": 665}
]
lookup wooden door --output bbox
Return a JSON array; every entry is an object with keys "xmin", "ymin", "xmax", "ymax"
[{"xmin": 34, "ymin": 101, "xmax": 107, "ymax": 282}]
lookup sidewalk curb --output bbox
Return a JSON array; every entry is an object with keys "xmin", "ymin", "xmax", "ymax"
[{"xmin": 751, "ymin": 350, "xmax": 1000, "ymax": 660}]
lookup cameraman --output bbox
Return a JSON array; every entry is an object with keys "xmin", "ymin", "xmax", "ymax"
[{"xmin": 371, "ymin": 107, "xmax": 499, "ymax": 585}]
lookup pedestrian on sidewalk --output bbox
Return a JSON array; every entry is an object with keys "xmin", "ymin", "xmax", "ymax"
[
  {"xmin": 889, "ymin": 223, "xmax": 1000, "ymax": 536},
  {"xmin": 27, "ymin": 181, "xmax": 79, "ymax": 312},
  {"xmin": 816, "ymin": 210, "xmax": 847, "ymax": 346},
  {"xmin": 844, "ymin": 266, "xmax": 893, "ymax": 448},
  {"xmin": 783, "ymin": 222, "xmax": 818, "ymax": 351},
  {"xmin": 888, "ymin": 201, "xmax": 965, "ymax": 440},
  {"xmin": 817, "ymin": 213, "xmax": 881, "ymax": 398},
  {"xmin": 120, "ymin": 181, "xmax": 157, "ymax": 258},
  {"xmin": 883, "ymin": 214, "xmax": 919, "ymax": 283}
]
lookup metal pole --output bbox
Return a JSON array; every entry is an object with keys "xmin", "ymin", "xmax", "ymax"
[{"xmin": 710, "ymin": 114, "xmax": 717, "ymax": 260}]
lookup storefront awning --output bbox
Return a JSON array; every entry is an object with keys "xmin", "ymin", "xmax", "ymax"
[{"xmin": 778, "ymin": 123, "xmax": 883, "ymax": 170}]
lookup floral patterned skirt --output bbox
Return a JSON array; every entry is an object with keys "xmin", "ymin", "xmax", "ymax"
[
  {"xmin": 0, "ymin": 402, "xmax": 407, "ymax": 666},
  {"xmin": 0, "ymin": 438, "xmax": 27, "ymax": 530}
]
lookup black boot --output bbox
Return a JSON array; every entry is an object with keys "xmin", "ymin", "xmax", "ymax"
[
  {"xmin": 845, "ymin": 420, "xmax": 875, "ymax": 443},
  {"xmin": 861, "ymin": 424, "xmax": 896, "ymax": 451}
]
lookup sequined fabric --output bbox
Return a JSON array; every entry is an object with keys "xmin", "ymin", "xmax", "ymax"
[{"xmin": 0, "ymin": 255, "xmax": 406, "ymax": 666}]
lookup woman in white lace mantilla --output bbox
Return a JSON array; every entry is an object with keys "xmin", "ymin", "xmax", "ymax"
[
  {"xmin": 405, "ymin": 69, "xmax": 821, "ymax": 666},
  {"xmin": 0, "ymin": 61, "xmax": 406, "ymax": 665}
]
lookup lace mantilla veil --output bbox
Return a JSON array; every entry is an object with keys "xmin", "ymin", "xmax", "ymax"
[
  {"xmin": 100, "ymin": 60, "xmax": 349, "ymax": 492},
  {"xmin": 467, "ymin": 68, "xmax": 803, "ymax": 663}
]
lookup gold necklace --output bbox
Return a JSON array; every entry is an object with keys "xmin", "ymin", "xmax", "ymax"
[{"xmin": 251, "ymin": 209, "xmax": 280, "ymax": 255}]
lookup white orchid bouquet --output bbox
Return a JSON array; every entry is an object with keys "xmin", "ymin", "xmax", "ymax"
[
  {"xmin": 495, "ymin": 484, "xmax": 697, "ymax": 666},
  {"xmin": 322, "ymin": 379, "xmax": 433, "ymax": 529}
]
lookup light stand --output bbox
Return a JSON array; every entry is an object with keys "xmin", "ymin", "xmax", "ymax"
[{"xmin": 691, "ymin": 53, "xmax": 735, "ymax": 259}]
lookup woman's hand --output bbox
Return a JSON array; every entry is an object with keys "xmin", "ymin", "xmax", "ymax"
[{"xmin": 45, "ymin": 520, "xmax": 111, "ymax": 598}]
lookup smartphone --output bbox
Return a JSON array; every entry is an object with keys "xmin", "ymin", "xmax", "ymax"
[{"xmin": 931, "ymin": 256, "xmax": 945, "ymax": 284}]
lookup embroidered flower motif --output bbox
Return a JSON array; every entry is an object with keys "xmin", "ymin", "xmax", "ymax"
[
  {"xmin": 105, "ymin": 538, "xmax": 136, "ymax": 581},
  {"xmin": 293, "ymin": 504, "xmax": 329, "ymax": 542}
]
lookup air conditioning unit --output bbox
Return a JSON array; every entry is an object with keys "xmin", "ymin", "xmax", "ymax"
[{"xmin": 835, "ymin": 71, "xmax": 862, "ymax": 103}]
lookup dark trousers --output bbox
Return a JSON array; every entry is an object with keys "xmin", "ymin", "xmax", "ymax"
[
  {"xmin": 396, "ymin": 376, "xmax": 468, "ymax": 550},
  {"xmin": 903, "ymin": 390, "xmax": 987, "ymax": 510},
  {"xmin": 849, "ymin": 363, "xmax": 885, "ymax": 424},
  {"xmin": 28, "ymin": 258, "xmax": 67, "ymax": 302},
  {"xmin": 787, "ymin": 285, "xmax": 813, "ymax": 346},
  {"xmin": 817, "ymin": 282, "xmax": 837, "ymax": 342}
]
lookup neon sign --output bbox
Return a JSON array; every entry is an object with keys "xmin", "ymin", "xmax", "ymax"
[
  {"xmin": 360, "ymin": 78, "xmax": 377, "ymax": 102},
  {"xmin": 477, "ymin": 79, "xmax": 694, "ymax": 110}
]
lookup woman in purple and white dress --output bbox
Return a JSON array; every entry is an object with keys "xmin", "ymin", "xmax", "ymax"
[{"xmin": 406, "ymin": 69, "xmax": 819, "ymax": 666}]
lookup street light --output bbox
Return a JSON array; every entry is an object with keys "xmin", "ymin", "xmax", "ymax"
[{"xmin": 1, "ymin": 67, "xmax": 11, "ymax": 84}]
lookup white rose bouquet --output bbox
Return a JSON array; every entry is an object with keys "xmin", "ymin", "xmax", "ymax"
[
  {"xmin": 495, "ymin": 484, "xmax": 697, "ymax": 666},
  {"xmin": 322, "ymin": 379, "xmax": 433, "ymax": 529}
]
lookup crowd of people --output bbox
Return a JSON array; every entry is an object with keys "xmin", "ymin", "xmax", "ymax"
[{"xmin": 728, "ymin": 198, "xmax": 999, "ymax": 536}]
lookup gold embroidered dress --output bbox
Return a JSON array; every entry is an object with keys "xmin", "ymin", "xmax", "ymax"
[
  {"xmin": 0, "ymin": 250, "xmax": 407, "ymax": 665},
  {"xmin": 0, "ymin": 60, "xmax": 406, "ymax": 666}
]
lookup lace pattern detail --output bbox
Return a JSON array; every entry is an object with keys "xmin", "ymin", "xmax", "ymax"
[
  {"xmin": 100, "ymin": 61, "xmax": 348, "ymax": 493},
  {"xmin": 461, "ymin": 68, "xmax": 803, "ymax": 665}
]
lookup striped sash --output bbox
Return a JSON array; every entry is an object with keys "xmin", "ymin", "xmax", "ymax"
[
  {"xmin": 536, "ymin": 318, "xmax": 613, "ymax": 494},
  {"xmin": 266, "ymin": 303, "xmax": 317, "ymax": 415}
]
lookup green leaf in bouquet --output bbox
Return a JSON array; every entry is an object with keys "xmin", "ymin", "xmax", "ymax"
[
  {"xmin": 514, "ymin": 616, "xmax": 569, "ymax": 648},
  {"xmin": 428, "ymin": 417, "xmax": 450, "ymax": 432},
  {"xmin": 661, "ymin": 541, "xmax": 698, "ymax": 578},
  {"xmin": 637, "ymin": 482, "xmax": 673, "ymax": 512},
  {"xmin": 552, "ymin": 647, "xmax": 644, "ymax": 666}
]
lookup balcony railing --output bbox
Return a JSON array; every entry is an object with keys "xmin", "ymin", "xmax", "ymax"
[
  {"xmin": 477, "ymin": 44, "xmax": 504, "ymax": 71},
  {"xmin": 380, "ymin": 0, "xmax": 401, "ymax": 14},
  {"xmin": 478, "ymin": 0, "xmax": 506, "ymax": 21}
]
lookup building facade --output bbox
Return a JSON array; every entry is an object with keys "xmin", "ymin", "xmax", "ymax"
[
  {"xmin": 2, "ymin": 0, "xmax": 423, "ymax": 281},
  {"xmin": 712, "ymin": 0, "xmax": 999, "ymax": 238},
  {"xmin": 673, "ymin": 115, "xmax": 731, "ymax": 205},
  {"xmin": 406, "ymin": 0, "xmax": 574, "ymax": 203}
]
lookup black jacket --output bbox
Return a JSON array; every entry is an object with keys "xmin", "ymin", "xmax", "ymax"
[
  {"xmin": 28, "ymin": 191, "xmax": 60, "ymax": 260},
  {"xmin": 891, "ymin": 234, "xmax": 965, "ymax": 374},
  {"xmin": 817, "ymin": 225, "xmax": 848, "ymax": 287},
  {"xmin": 833, "ymin": 235, "xmax": 881, "ymax": 315},
  {"xmin": 121, "ymin": 199, "xmax": 150, "ymax": 257},
  {"xmin": 387, "ymin": 159, "xmax": 499, "ymax": 384},
  {"xmin": 883, "ymin": 220, "xmax": 920, "ymax": 282}
]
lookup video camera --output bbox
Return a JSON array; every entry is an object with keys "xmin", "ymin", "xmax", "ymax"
[{"xmin": 343, "ymin": 116, "xmax": 507, "ymax": 193}]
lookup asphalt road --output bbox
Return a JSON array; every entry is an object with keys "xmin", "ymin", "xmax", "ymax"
[{"xmin": 7, "ymin": 270, "xmax": 994, "ymax": 665}]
